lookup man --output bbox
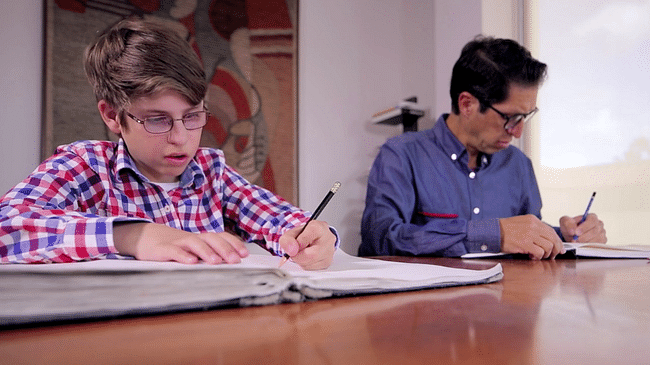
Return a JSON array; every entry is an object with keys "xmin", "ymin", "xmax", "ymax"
[
  {"xmin": 0, "ymin": 18, "xmax": 336, "ymax": 270},
  {"xmin": 359, "ymin": 36, "xmax": 606, "ymax": 259}
]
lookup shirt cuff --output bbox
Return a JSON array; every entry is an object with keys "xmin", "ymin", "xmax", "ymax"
[
  {"xmin": 465, "ymin": 218, "xmax": 501, "ymax": 253},
  {"xmin": 61, "ymin": 217, "xmax": 119, "ymax": 260}
]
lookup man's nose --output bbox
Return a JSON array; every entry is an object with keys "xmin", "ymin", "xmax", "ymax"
[{"xmin": 507, "ymin": 122, "xmax": 524, "ymax": 138}]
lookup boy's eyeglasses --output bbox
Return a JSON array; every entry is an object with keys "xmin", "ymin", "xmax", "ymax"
[
  {"xmin": 125, "ymin": 109, "xmax": 209, "ymax": 134},
  {"xmin": 486, "ymin": 104, "xmax": 538, "ymax": 131}
]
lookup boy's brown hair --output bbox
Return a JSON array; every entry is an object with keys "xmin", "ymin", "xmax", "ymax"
[{"xmin": 83, "ymin": 17, "xmax": 207, "ymax": 124}]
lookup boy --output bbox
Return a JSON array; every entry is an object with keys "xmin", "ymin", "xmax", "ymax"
[{"xmin": 0, "ymin": 18, "xmax": 337, "ymax": 270}]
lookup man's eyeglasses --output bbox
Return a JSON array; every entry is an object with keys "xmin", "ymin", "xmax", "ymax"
[
  {"xmin": 486, "ymin": 104, "xmax": 538, "ymax": 131},
  {"xmin": 125, "ymin": 109, "xmax": 210, "ymax": 134}
]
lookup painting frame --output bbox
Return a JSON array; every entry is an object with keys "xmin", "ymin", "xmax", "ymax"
[{"xmin": 42, "ymin": 0, "xmax": 299, "ymax": 204}]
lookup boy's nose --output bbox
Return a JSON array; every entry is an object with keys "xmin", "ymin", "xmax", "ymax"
[{"xmin": 167, "ymin": 120, "xmax": 189, "ymax": 143}]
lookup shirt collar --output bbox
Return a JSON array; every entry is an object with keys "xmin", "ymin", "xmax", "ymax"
[
  {"xmin": 114, "ymin": 139, "xmax": 138, "ymax": 179},
  {"xmin": 432, "ymin": 114, "xmax": 491, "ymax": 169},
  {"xmin": 114, "ymin": 138, "xmax": 205, "ymax": 188}
]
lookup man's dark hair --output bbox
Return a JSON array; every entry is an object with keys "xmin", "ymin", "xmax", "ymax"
[{"xmin": 449, "ymin": 36, "xmax": 547, "ymax": 114}]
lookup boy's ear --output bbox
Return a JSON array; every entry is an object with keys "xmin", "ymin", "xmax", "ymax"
[{"xmin": 97, "ymin": 100, "xmax": 122, "ymax": 135}]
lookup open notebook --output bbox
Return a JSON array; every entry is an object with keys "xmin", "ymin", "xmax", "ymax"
[
  {"xmin": 462, "ymin": 243, "xmax": 650, "ymax": 259},
  {"xmin": 0, "ymin": 245, "xmax": 502, "ymax": 326}
]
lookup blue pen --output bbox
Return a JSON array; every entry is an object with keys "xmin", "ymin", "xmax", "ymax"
[{"xmin": 573, "ymin": 192, "xmax": 596, "ymax": 241}]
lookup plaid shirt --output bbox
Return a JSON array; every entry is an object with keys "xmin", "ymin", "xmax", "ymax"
[{"xmin": 0, "ymin": 140, "xmax": 322, "ymax": 263}]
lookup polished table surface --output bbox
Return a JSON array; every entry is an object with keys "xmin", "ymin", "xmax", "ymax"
[{"xmin": 1, "ymin": 257, "xmax": 649, "ymax": 364}]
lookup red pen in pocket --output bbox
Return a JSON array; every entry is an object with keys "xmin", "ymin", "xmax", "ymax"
[{"xmin": 418, "ymin": 211, "xmax": 459, "ymax": 219}]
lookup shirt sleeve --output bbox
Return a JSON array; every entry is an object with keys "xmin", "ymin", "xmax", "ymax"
[
  {"xmin": 360, "ymin": 142, "xmax": 500, "ymax": 257},
  {"xmin": 218, "ymin": 164, "xmax": 340, "ymax": 256},
  {"xmin": 0, "ymin": 153, "xmax": 140, "ymax": 263}
]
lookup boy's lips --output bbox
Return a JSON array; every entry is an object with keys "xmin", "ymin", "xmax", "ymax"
[{"xmin": 165, "ymin": 153, "xmax": 189, "ymax": 165}]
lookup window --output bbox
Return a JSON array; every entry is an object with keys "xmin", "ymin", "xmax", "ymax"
[{"xmin": 527, "ymin": 0, "xmax": 650, "ymax": 244}]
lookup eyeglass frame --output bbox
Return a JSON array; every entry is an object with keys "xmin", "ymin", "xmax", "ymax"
[
  {"xmin": 485, "ymin": 103, "xmax": 538, "ymax": 131},
  {"xmin": 124, "ymin": 107, "xmax": 210, "ymax": 134}
]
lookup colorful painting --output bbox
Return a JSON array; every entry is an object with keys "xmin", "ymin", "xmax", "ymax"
[{"xmin": 44, "ymin": 0, "xmax": 298, "ymax": 204}]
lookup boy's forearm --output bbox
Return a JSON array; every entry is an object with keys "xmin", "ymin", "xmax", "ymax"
[{"xmin": 113, "ymin": 221, "xmax": 148, "ymax": 257}]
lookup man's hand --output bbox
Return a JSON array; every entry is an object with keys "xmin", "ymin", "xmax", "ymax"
[
  {"xmin": 114, "ymin": 222, "xmax": 249, "ymax": 264},
  {"xmin": 500, "ymin": 214, "xmax": 564, "ymax": 259},
  {"xmin": 559, "ymin": 213, "xmax": 607, "ymax": 243},
  {"xmin": 278, "ymin": 220, "xmax": 336, "ymax": 270}
]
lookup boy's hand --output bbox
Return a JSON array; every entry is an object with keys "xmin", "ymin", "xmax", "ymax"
[
  {"xmin": 279, "ymin": 220, "xmax": 336, "ymax": 270},
  {"xmin": 114, "ymin": 222, "xmax": 249, "ymax": 264}
]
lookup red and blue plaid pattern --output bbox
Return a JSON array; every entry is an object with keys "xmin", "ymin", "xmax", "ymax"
[{"xmin": 0, "ymin": 140, "xmax": 313, "ymax": 263}]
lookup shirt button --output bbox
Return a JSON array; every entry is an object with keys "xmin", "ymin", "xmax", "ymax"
[
  {"xmin": 481, "ymin": 244, "xmax": 488, "ymax": 251},
  {"xmin": 451, "ymin": 153, "xmax": 457, "ymax": 161},
  {"xmin": 473, "ymin": 207, "xmax": 480, "ymax": 214},
  {"xmin": 164, "ymin": 205, "xmax": 172, "ymax": 213},
  {"xmin": 482, "ymin": 156, "xmax": 488, "ymax": 164},
  {"xmin": 469, "ymin": 171, "xmax": 476, "ymax": 179}
]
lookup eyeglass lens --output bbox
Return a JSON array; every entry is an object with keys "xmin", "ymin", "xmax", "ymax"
[
  {"xmin": 504, "ymin": 109, "xmax": 537, "ymax": 130},
  {"xmin": 144, "ymin": 111, "xmax": 208, "ymax": 134}
]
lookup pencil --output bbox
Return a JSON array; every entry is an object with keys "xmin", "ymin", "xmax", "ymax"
[{"xmin": 278, "ymin": 181, "xmax": 341, "ymax": 268}]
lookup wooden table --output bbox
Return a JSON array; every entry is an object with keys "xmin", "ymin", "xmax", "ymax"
[{"xmin": 1, "ymin": 257, "xmax": 649, "ymax": 364}]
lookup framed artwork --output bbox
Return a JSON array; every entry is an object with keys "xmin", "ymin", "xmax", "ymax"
[{"xmin": 43, "ymin": 0, "xmax": 299, "ymax": 204}]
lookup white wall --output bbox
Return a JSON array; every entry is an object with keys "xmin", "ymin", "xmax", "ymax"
[
  {"xmin": 299, "ymin": 0, "xmax": 481, "ymax": 253},
  {"xmin": 0, "ymin": 0, "xmax": 43, "ymax": 195},
  {"xmin": 0, "ymin": 0, "xmax": 482, "ymax": 255}
]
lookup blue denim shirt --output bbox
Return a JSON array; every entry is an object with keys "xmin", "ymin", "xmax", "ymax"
[{"xmin": 360, "ymin": 114, "xmax": 554, "ymax": 257}]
